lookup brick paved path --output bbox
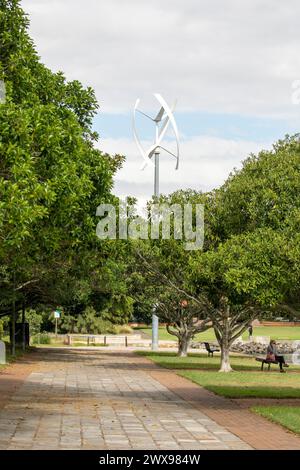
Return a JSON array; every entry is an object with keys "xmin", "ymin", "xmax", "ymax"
[
  {"xmin": 0, "ymin": 349, "xmax": 251, "ymax": 450},
  {"xmin": 148, "ymin": 367, "xmax": 300, "ymax": 450}
]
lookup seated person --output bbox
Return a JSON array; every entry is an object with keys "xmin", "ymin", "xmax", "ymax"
[{"xmin": 267, "ymin": 339, "xmax": 289, "ymax": 373}]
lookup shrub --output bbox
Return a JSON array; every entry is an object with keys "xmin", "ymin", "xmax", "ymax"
[
  {"xmin": 32, "ymin": 333, "xmax": 52, "ymax": 345},
  {"xmin": 25, "ymin": 309, "xmax": 43, "ymax": 335},
  {"xmin": 114, "ymin": 325, "xmax": 133, "ymax": 335},
  {"xmin": 76, "ymin": 307, "xmax": 116, "ymax": 334},
  {"xmin": 96, "ymin": 319, "xmax": 116, "ymax": 334}
]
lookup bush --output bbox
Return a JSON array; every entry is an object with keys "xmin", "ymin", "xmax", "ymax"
[
  {"xmin": 114, "ymin": 325, "xmax": 133, "ymax": 335},
  {"xmin": 96, "ymin": 319, "xmax": 116, "ymax": 334},
  {"xmin": 57, "ymin": 307, "xmax": 133, "ymax": 335},
  {"xmin": 32, "ymin": 333, "xmax": 52, "ymax": 345},
  {"xmin": 76, "ymin": 307, "xmax": 116, "ymax": 334},
  {"xmin": 25, "ymin": 309, "xmax": 43, "ymax": 335}
]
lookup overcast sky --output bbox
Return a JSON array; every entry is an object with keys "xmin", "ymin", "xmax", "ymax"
[{"xmin": 22, "ymin": 0, "xmax": 300, "ymax": 206}]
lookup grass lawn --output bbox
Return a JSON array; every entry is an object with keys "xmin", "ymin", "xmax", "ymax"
[
  {"xmin": 135, "ymin": 326, "xmax": 215, "ymax": 342},
  {"xmin": 137, "ymin": 351, "xmax": 300, "ymax": 398},
  {"xmin": 179, "ymin": 370, "xmax": 300, "ymax": 398},
  {"xmin": 136, "ymin": 326, "xmax": 300, "ymax": 342},
  {"xmin": 137, "ymin": 351, "xmax": 261, "ymax": 370},
  {"xmin": 252, "ymin": 406, "xmax": 300, "ymax": 435}
]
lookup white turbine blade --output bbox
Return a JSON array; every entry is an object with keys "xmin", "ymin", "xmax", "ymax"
[
  {"xmin": 133, "ymin": 99, "xmax": 154, "ymax": 169},
  {"xmin": 159, "ymin": 145, "xmax": 180, "ymax": 168},
  {"xmin": 141, "ymin": 150, "xmax": 156, "ymax": 170},
  {"xmin": 160, "ymin": 100, "xmax": 177, "ymax": 121},
  {"xmin": 159, "ymin": 146, "xmax": 177, "ymax": 158},
  {"xmin": 133, "ymin": 95, "xmax": 180, "ymax": 172},
  {"xmin": 145, "ymin": 143, "xmax": 159, "ymax": 159},
  {"xmin": 154, "ymin": 106, "xmax": 165, "ymax": 123},
  {"xmin": 151, "ymin": 143, "xmax": 179, "ymax": 170},
  {"xmin": 136, "ymin": 109, "xmax": 156, "ymax": 121},
  {"xmin": 140, "ymin": 160, "xmax": 148, "ymax": 170},
  {"xmin": 158, "ymin": 115, "xmax": 170, "ymax": 139},
  {"xmin": 154, "ymin": 94, "xmax": 179, "ymax": 170}
]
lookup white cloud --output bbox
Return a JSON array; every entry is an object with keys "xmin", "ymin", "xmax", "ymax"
[
  {"xmin": 21, "ymin": 0, "xmax": 300, "ymax": 117},
  {"xmin": 99, "ymin": 136, "xmax": 271, "ymax": 201},
  {"xmin": 18, "ymin": 0, "xmax": 276, "ymax": 203}
]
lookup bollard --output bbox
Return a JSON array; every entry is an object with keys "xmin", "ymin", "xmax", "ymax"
[{"xmin": 0, "ymin": 341, "xmax": 6, "ymax": 364}]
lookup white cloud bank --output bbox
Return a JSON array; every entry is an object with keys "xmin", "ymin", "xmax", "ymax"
[
  {"xmin": 100, "ymin": 136, "xmax": 271, "ymax": 202},
  {"xmin": 22, "ymin": 0, "xmax": 300, "ymax": 117},
  {"xmin": 19, "ymin": 1, "xmax": 289, "ymax": 201}
]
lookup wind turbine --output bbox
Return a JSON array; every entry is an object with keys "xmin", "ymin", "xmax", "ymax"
[
  {"xmin": 133, "ymin": 93, "xmax": 179, "ymax": 196},
  {"xmin": 133, "ymin": 93, "xmax": 180, "ymax": 350}
]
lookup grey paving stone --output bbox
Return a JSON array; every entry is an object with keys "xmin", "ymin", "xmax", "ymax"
[{"xmin": 0, "ymin": 349, "xmax": 250, "ymax": 450}]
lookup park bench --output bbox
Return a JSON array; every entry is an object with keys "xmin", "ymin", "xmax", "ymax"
[
  {"xmin": 203, "ymin": 342, "xmax": 220, "ymax": 357},
  {"xmin": 255, "ymin": 356, "xmax": 279, "ymax": 371}
]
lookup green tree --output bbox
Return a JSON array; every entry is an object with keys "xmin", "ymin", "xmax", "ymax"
[
  {"xmin": 0, "ymin": 1, "xmax": 124, "ymax": 343},
  {"xmin": 129, "ymin": 190, "xmax": 213, "ymax": 356},
  {"xmin": 189, "ymin": 135, "xmax": 300, "ymax": 370}
]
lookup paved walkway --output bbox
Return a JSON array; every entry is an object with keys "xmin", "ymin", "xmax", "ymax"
[
  {"xmin": 0, "ymin": 349, "xmax": 250, "ymax": 450},
  {"xmin": 0, "ymin": 348, "xmax": 300, "ymax": 450}
]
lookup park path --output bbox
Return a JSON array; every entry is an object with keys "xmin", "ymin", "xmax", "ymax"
[
  {"xmin": 0, "ymin": 348, "xmax": 300, "ymax": 450},
  {"xmin": 0, "ymin": 348, "xmax": 250, "ymax": 450}
]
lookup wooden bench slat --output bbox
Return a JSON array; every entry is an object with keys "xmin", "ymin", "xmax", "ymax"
[{"xmin": 255, "ymin": 357, "xmax": 278, "ymax": 364}]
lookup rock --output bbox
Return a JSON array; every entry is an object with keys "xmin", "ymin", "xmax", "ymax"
[{"xmin": 230, "ymin": 340, "xmax": 299, "ymax": 355}]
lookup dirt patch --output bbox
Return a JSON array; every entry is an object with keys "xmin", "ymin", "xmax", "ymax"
[{"xmin": 0, "ymin": 350, "xmax": 39, "ymax": 411}]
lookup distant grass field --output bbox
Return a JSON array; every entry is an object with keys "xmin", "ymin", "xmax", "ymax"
[
  {"xmin": 137, "ymin": 351, "xmax": 300, "ymax": 398},
  {"xmin": 252, "ymin": 406, "xmax": 300, "ymax": 435},
  {"xmin": 136, "ymin": 326, "xmax": 300, "ymax": 342}
]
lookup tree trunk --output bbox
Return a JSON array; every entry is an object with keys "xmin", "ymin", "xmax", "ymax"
[
  {"xmin": 213, "ymin": 304, "xmax": 233, "ymax": 372},
  {"xmin": 178, "ymin": 334, "xmax": 190, "ymax": 357},
  {"xmin": 219, "ymin": 339, "xmax": 233, "ymax": 372}
]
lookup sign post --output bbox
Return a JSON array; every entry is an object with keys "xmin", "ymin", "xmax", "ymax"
[{"xmin": 54, "ymin": 310, "xmax": 61, "ymax": 338}]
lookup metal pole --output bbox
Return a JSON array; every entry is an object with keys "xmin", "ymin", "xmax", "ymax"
[
  {"xmin": 55, "ymin": 318, "xmax": 58, "ymax": 338},
  {"xmin": 152, "ymin": 148, "xmax": 160, "ymax": 351},
  {"xmin": 154, "ymin": 151, "xmax": 159, "ymax": 198},
  {"xmin": 152, "ymin": 309, "xmax": 159, "ymax": 351}
]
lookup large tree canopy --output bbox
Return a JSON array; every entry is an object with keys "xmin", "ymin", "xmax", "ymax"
[
  {"xmin": 131, "ymin": 137, "xmax": 300, "ymax": 369},
  {"xmin": 214, "ymin": 135, "xmax": 300, "ymax": 238},
  {"xmin": 187, "ymin": 135, "xmax": 300, "ymax": 370},
  {"xmin": 0, "ymin": 0, "xmax": 127, "ymax": 328}
]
